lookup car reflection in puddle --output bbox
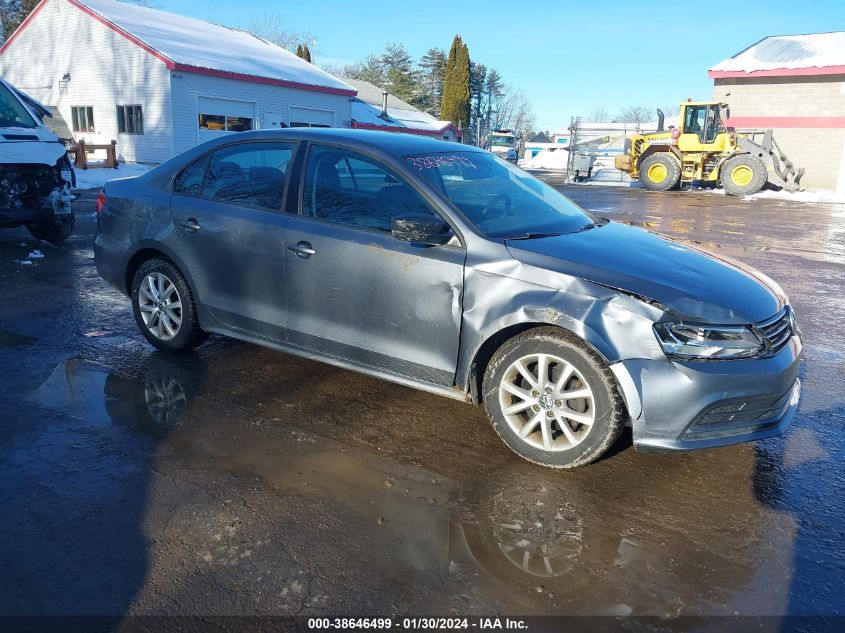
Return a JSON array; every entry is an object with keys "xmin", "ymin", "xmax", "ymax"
[{"xmin": 20, "ymin": 353, "xmax": 792, "ymax": 617}]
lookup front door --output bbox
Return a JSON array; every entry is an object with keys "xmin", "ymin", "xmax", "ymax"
[
  {"xmin": 170, "ymin": 141, "xmax": 298, "ymax": 340},
  {"xmin": 283, "ymin": 144, "xmax": 465, "ymax": 386}
]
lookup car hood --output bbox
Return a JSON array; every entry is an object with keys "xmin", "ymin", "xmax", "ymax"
[
  {"xmin": 0, "ymin": 139, "xmax": 66, "ymax": 166},
  {"xmin": 505, "ymin": 222, "xmax": 784, "ymax": 324}
]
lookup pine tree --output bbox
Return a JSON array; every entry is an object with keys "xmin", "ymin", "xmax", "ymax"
[
  {"xmin": 380, "ymin": 43, "xmax": 415, "ymax": 104},
  {"xmin": 417, "ymin": 47, "xmax": 446, "ymax": 117},
  {"xmin": 441, "ymin": 35, "xmax": 470, "ymax": 134},
  {"xmin": 294, "ymin": 43, "xmax": 311, "ymax": 63}
]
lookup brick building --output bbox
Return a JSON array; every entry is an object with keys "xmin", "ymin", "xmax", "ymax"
[{"xmin": 709, "ymin": 31, "xmax": 845, "ymax": 193}]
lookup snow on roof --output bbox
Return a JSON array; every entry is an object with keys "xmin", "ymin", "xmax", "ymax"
[
  {"xmin": 710, "ymin": 31, "xmax": 845, "ymax": 76},
  {"xmin": 73, "ymin": 0, "xmax": 354, "ymax": 93},
  {"xmin": 350, "ymin": 100, "xmax": 457, "ymax": 135},
  {"xmin": 341, "ymin": 77, "xmax": 418, "ymax": 111}
]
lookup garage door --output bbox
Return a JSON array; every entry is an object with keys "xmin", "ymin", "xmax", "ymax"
[
  {"xmin": 197, "ymin": 97, "xmax": 255, "ymax": 144},
  {"xmin": 289, "ymin": 106, "xmax": 334, "ymax": 128}
]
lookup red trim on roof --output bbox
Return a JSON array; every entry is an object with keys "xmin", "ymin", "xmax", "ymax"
[
  {"xmin": 728, "ymin": 116, "xmax": 845, "ymax": 129},
  {"xmin": 352, "ymin": 121, "xmax": 462, "ymax": 138},
  {"xmin": 172, "ymin": 64, "xmax": 356, "ymax": 96},
  {"xmin": 709, "ymin": 65, "xmax": 845, "ymax": 78},
  {"xmin": 0, "ymin": 0, "xmax": 50, "ymax": 53},
  {"xmin": 67, "ymin": 0, "xmax": 175, "ymax": 68}
]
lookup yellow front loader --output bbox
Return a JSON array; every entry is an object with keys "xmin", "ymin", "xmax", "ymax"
[{"xmin": 614, "ymin": 101, "xmax": 804, "ymax": 195}]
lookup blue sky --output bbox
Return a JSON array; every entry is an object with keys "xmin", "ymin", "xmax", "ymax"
[{"xmin": 165, "ymin": 0, "xmax": 842, "ymax": 131}]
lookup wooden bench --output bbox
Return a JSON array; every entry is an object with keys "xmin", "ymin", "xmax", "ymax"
[{"xmin": 74, "ymin": 139, "xmax": 119, "ymax": 170}]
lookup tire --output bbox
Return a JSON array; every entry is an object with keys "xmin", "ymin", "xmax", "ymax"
[
  {"xmin": 131, "ymin": 257, "xmax": 208, "ymax": 353},
  {"xmin": 481, "ymin": 327, "xmax": 625, "ymax": 469},
  {"xmin": 27, "ymin": 216, "xmax": 74, "ymax": 244},
  {"xmin": 639, "ymin": 153, "xmax": 681, "ymax": 192},
  {"xmin": 721, "ymin": 154, "xmax": 767, "ymax": 196}
]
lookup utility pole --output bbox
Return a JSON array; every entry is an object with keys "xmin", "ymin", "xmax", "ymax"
[{"xmin": 566, "ymin": 116, "xmax": 581, "ymax": 182}]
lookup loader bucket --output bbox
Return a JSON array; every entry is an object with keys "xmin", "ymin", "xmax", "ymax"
[{"xmin": 737, "ymin": 131, "xmax": 805, "ymax": 192}]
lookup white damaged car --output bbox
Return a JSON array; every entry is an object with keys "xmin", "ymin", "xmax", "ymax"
[{"xmin": 0, "ymin": 77, "xmax": 75, "ymax": 243}]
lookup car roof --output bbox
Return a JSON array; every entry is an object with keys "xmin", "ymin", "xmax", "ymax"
[{"xmin": 213, "ymin": 128, "xmax": 482, "ymax": 158}]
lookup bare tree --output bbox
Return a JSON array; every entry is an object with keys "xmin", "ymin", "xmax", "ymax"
[
  {"xmin": 240, "ymin": 12, "xmax": 316, "ymax": 53},
  {"xmin": 615, "ymin": 104, "xmax": 652, "ymax": 124},
  {"xmin": 588, "ymin": 105, "xmax": 610, "ymax": 122}
]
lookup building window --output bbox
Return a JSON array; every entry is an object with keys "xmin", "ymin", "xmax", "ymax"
[
  {"xmin": 198, "ymin": 113, "xmax": 253, "ymax": 132},
  {"xmin": 117, "ymin": 105, "xmax": 143, "ymax": 135},
  {"xmin": 71, "ymin": 106, "xmax": 94, "ymax": 132},
  {"xmin": 289, "ymin": 121, "xmax": 330, "ymax": 128}
]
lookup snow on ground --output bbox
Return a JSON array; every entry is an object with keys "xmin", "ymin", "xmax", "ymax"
[
  {"xmin": 74, "ymin": 163, "xmax": 151, "ymax": 190},
  {"xmin": 742, "ymin": 189, "xmax": 845, "ymax": 204},
  {"xmin": 521, "ymin": 149, "xmax": 569, "ymax": 170}
]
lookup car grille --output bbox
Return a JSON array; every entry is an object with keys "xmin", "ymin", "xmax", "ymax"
[{"xmin": 756, "ymin": 306, "xmax": 794, "ymax": 354}]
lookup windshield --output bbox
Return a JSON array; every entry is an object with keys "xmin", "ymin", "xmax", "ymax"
[
  {"xmin": 0, "ymin": 83, "xmax": 37, "ymax": 129},
  {"xmin": 490, "ymin": 136, "xmax": 515, "ymax": 146},
  {"xmin": 404, "ymin": 151, "xmax": 595, "ymax": 239}
]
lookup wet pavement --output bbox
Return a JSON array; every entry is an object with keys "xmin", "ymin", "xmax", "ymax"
[{"xmin": 0, "ymin": 183, "xmax": 843, "ymax": 623}]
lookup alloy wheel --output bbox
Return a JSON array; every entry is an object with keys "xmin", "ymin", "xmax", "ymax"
[
  {"xmin": 138, "ymin": 272, "xmax": 183, "ymax": 341},
  {"xmin": 498, "ymin": 353, "xmax": 595, "ymax": 452}
]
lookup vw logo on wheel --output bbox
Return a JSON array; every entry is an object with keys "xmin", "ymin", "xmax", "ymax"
[{"xmin": 538, "ymin": 394, "xmax": 554, "ymax": 410}]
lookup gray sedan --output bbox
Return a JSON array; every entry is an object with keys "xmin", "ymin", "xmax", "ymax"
[{"xmin": 94, "ymin": 129, "xmax": 802, "ymax": 468}]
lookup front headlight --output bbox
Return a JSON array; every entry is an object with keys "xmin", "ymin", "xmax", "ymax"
[{"xmin": 653, "ymin": 322, "xmax": 764, "ymax": 359}]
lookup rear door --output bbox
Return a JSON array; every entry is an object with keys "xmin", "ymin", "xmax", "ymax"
[
  {"xmin": 170, "ymin": 141, "xmax": 298, "ymax": 340},
  {"xmin": 282, "ymin": 143, "xmax": 466, "ymax": 386}
]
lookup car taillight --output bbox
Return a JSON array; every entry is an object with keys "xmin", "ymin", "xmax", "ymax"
[{"xmin": 95, "ymin": 190, "xmax": 106, "ymax": 214}]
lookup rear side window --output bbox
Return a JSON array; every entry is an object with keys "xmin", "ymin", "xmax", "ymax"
[
  {"xmin": 203, "ymin": 142, "xmax": 296, "ymax": 210},
  {"xmin": 173, "ymin": 155, "xmax": 209, "ymax": 196}
]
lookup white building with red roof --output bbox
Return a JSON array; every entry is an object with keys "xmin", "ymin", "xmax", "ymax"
[
  {"xmin": 709, "ymin": 32, "xmax": 845, "ymax": 192},
  {"xmin": 0, "ymin": 0, "xmax": 357, "ymax": 163}
]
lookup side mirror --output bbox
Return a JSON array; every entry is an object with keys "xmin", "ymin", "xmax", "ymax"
[{"xmin": 391, "ymin": 213, "xmax": 452, "ymax": 245}]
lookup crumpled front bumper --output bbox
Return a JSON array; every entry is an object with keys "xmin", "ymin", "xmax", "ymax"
[{"xmin": 610, "ymin": 333, "xmax": 803, "ymax": 452}]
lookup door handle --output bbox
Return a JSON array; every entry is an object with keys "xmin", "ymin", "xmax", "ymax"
[
  {"xmin": 180, "ymin": 218, "xmax": 200, "ymax": 234},
  {"xmin": 287, "ymin": 241, "xmax": 316, "ymax": 258}
]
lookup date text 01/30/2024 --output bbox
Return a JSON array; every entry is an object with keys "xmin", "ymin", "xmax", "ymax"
[{"xmin": 307, "ymin": 617, "xmax": 528, "ymax": 630}]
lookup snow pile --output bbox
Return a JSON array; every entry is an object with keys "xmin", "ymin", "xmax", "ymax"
[
  {"xmin": 27, "ymin": 250, "xmax": 44, "ymax": 259},
  {"xmin": 74, "ymin": 163, "xmax": 151, "ymax": 190},
  {"xmin": 743, "ymin": 189, "xmax": 845, "ymax": 204},
  {"xmin": 17, "ymin": 260, "xmax": 34, "ymax": 266},
  {"xmin": 522, "ymin": 149, "xmax": 569, "ymax": 170}
]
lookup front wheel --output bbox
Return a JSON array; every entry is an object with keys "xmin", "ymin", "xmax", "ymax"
[
  {"xmin": 131, "ymin": 257, "xmax": 208, "ymax": 352},
  {"xmin": 721, "ymin": 154, "xmax": 767, "ymax": 196},
  {"xmin": 482, "ymin": 327, "xmax": 625, "ymax": 468}
]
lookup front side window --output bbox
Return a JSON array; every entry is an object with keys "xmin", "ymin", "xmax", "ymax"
[
  {"xmin": 117, "ymin": 105, "xmax": 143, "ymax": 134},
  {"xmin": 0, "ymin": 83, "xmax": 37, "ymax": 128},
  {"xmin": 71, "ymin": 106, "xmax": 95, "ymax": 132},
  {"xmin": 202, "ymin": 142, "xmax": 295, "ymax": 209},
  {"xmin": 303, "ymin": 146, "xmax": 438, "ymax": 232},
  {"xmin": 403, "ymin": 152, "xmax": 593, "ymax": 239}
]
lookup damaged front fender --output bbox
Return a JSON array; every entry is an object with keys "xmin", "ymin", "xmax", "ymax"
[{"xmin": 456, "ymin": 251, "xmax": 667, "ymax": 399}]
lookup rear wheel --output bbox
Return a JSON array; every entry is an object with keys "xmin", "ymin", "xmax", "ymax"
[
  {"xmin": 721, "ymin": 154, "xmax": 767, "ymax": 196},
  {"xmin": 131, "ymin": 257, "xmax": 207, "ymax": 352},
  {"xmin": 482, "ymin": 327, "xmax": 625, "ymax": 469},
  {"xmin": 639, "ymin": 153, "xmax": 680, "ymax": 192},
  {"xmin": 27, "ymin": 217, "xmax": 74, "ymax": 244}
]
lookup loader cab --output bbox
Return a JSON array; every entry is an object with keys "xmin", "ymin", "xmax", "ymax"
[{"xmin": 678, "ymin": 102, "xmax": 724, "ymax": 150}]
